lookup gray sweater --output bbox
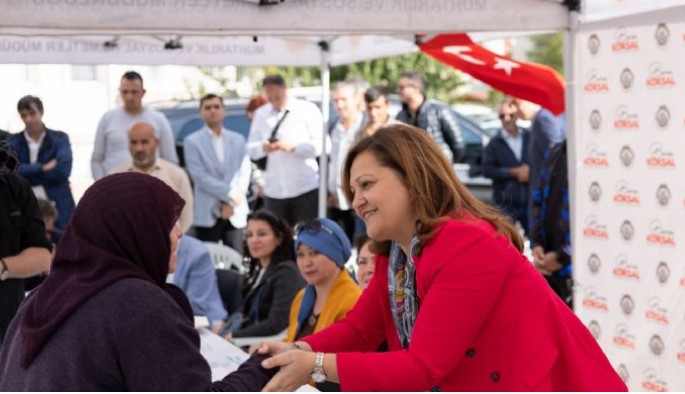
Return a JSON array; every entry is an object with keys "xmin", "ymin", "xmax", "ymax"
[{"xmin": 0, "ymin": 278, "xmax": 274, "ymax": 391}]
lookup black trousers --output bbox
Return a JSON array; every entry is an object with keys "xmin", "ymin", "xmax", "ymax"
[
  {"xmin": 195, "ymin": 219, "xmax": 244, "ymax": 255},
  {"xmin": 265, "ymin": 188, "xmax": 319, "ymax": 229},
  {"xmin": 327, "ymin": 207, "xmax": 356, "ymax": 245}
]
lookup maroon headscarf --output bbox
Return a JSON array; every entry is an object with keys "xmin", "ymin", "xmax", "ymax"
[{"xmin": 20, "ymin": 173, "xmax": 191, "ymax": 367}]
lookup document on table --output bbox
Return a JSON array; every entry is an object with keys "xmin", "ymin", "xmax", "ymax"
[{"xmin": 198, "ymin": 328, "xmax": 318, "ymax": 392}]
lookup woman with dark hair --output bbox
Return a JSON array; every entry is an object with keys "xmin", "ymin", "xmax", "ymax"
[
  {"xmin": 354, "ymin": 235, "xmax": 375, "ymax": 291},
  {"xmin": 225, "ymin": 209, "xmax": 305, "ymax": 339},
  {"xmin": 0, "ymin": 173, "xmax": 276, "ymax": 391},
  {"xmin": 257, "ymin": 124, "xmax": 626, "ymax": 391}
]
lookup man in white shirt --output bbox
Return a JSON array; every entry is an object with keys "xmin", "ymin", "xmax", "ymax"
[
  {"xmin": 327, "ymin": 81, "xmax": 364, "ymax": 243},
  {"xmin": 247, "ymin": 74, "xmax": 323, "ymax": 227},
  {"xmin": 184, "ymin": 94, "xmax": 251, "ymax": 254},
  {"xmin": 110, "ymin": 121, "xmax": 193, "ymax": 233},
  {"xmin": 91, "ymin": 70, "xmax": 178, "ymax": 180}
]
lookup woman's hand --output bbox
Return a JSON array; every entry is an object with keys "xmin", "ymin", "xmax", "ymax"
[
  {"xmin": 256, "ymin": 341, "xmax": 311, "ymax": 356},
  {"xmin": 261, "ymin": 350, "xmax": 316, "ymax": 392}
]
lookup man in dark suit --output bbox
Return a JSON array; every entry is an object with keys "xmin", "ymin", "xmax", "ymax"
[
  {"xmin": 10, "ymin": 96, "xmax": 75, "ymax": 231},
  {"xmin": 511, "ymin": 98, "xmax": 566, "ymax": 234},
  {"xmin": 482, "ymin": 101, "xmax": 531, "ymax": 235}
]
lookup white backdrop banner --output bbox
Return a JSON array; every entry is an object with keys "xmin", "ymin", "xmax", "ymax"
[{"xmin": 573, "ymin": 21, "xmax": 685, "ymax": 392}]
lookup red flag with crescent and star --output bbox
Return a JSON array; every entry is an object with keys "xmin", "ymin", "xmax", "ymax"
[{"xmin": 418, "ymin": 34, "xmax": 565, "ymax": 115}]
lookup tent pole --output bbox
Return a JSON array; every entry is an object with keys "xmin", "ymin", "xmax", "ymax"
[
  {"xmin": 318, "ymin": 40, "xmax": 331, "ymax": 218},
  {"xmin": 565, "ymin": 11, "xmax": 579, "ymax": 309}
]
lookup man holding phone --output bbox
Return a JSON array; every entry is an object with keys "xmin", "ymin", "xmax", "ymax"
[{"xmin": 247, "ymin": 74, "xmax": 324, "ymax": 227}]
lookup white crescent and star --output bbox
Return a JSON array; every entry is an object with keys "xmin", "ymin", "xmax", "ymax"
[{"xmin": 443, "ymin": 46, "xmax": 521, "ymax": 76}]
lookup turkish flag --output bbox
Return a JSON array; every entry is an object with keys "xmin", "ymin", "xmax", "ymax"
[{"xmin": 418, "ymin": 34, "xmax": 565, "ymax": 115}]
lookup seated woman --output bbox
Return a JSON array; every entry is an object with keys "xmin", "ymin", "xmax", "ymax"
[
  {"xmin": 354, "ymin": 235, "xmax": 376, "ymax": 291},
  {"xmin": 226, "ymin": 210, "xmax": 305, "ymax": 339},
  {"xmin": 0, "ymin": 173, "xmax": 275, "ymax": 391},
  {"xmin": 286, "ymin": 218, "xmax": 361, "ymax": 344}
]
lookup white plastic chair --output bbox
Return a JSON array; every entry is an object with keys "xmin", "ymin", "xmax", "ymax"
[{"xmin": 204, "ymin": 242, "xmax": 246, "ymax": 274}]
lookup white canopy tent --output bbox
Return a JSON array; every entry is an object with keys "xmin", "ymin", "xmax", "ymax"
[
  {"xmin": 0, "ymin": 0, "xmax": 572, "ymax": 216},
  {"xmin": 3, "ymin": 0, "xmax": 685, "ymax": 388}
]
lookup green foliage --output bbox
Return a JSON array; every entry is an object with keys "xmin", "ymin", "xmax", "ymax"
[
  {"xmin": 526, "ymin": 32, "xmax": 564, "ymax": 75},
  {"xmin": 251, "ymin": 52, "xmax": 464, "ymax": 103}
]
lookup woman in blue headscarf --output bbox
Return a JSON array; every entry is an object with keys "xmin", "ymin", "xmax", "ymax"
[{"xmin": 285, "ymin": 218, "xmax": 361, "ymax": 344}]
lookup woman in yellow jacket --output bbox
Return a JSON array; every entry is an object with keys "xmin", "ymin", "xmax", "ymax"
[{"xmin": 286, "ymin": 218, "xmax": 361, "ymax": 390}]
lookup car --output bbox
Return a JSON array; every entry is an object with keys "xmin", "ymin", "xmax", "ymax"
[{"xmin": 155, "ymin": 94, "xmax": 493, "ymax": 204}]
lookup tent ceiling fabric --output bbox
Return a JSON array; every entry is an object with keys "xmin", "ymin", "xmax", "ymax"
[
  {"xmin": 0, "ymin": 34, "xmax": 418, "ymax": 66},
  {"xmin": 0, "ymin": 0, "xmax": 569, "ymax": 35}
]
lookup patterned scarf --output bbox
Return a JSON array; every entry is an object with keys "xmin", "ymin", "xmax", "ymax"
[{"xmin": 388, "ymin": 236, "xmax": 422, "ymax": 349}]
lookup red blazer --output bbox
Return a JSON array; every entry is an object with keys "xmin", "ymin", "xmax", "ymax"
[{"xmin": 304, "ymin": 217, "xmax": 627, "ymax": 391}]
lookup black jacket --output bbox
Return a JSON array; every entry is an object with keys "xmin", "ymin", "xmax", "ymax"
[
  {"xmin": 396, "ymin": 98, "xmax": 465, "ymax": 163},
  {"xmin": 233, "ymin": 260, "xmax": 305, "ymax": 338},
  {"xmin": 482, "ymin": 129, "xmax": 531, "ymax": 206}
]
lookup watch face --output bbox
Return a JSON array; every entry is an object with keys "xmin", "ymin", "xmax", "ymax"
[{"xmin": 311, "ymin": 371, "xmax": 326, "ymax": 383}]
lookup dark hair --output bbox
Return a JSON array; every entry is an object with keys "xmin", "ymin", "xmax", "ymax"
[
  {"xmin": 399, "ymin": 71, "xmax": 425, "ymax": 93},
  {"xmin": 244, "ymin": 210, "xmax": 295, "ymax": 279},
  {"xmin": 200, "ymin": 93, "xmax": 224, "ymax": 109},
  {"xmin": 354, "ymin": 234, "xmax": 371, "ymax": 254},
  {"xmin": 121, "ymin": 70, "xmax": 144, "ymax": 87},
  {"xmin": 37, "ymin": 198, "xmax": 58, "ymax": 220},
  {"xmin": 342, "ymin": 124, "xmax": 524, "ymax": 255},
  {"xmin": 262, "ymin": 74, "xmax": 286, "ymax": 88},
  {"xmin": 364, "ymin": 87, "xmax": 389, "ymax": 105},
  {"xmin": 17, "ymin": 95, "xmax": 44, "ymax": 114},
  {"xmin": 246, "ymin": 95, "xmax": 268, "ymax": 114}
]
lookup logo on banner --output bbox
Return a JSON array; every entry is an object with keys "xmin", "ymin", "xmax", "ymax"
[
  {"xmin": 655, "ymin": 23, "xmax": 670, "ymax": 46},
  {"xmin": 620, "ymin": 220, "xmax": 635, "ymax": 241},
  {"xmin": 588, "ymin": 34, "xmax": 601, "ymax": 55},
  {"xmin": 613, "ymin": 105, "xmax": 640, "ymax": 130},
  {"xmin": 656, "ymin": 261, "xmax": 670, "ymax": 284},
  {"xmin": 583, "ymin": 216, "xmax": 609, "ymax": 239},
  {"xmin": 645, "ymin": 297, "xmax": 669, "ymax": 325},
  {"xmin": 649, "ymin": 335, "xmax": 665, "ymax": 355},
  {"xmin": 617, "ymin": 364, "xmax": 630, "ymax": 383},
  {"xmin": 647, "ymin": 143, "xmax": 676, "ymax": 168},
  {"xmin": 582, "ymin": 287, "xmax": 609, "ymax": 311},
  {"xmin": 641, "ymin": 368, "xmax": 668, "ymax": 392},
  {"xmin": 584, "ymin": 69, "xmax": 610, "ymax": 92},
  {"xmin": 613, "ymin": 254, "xmax": 640, "ymax": 280},
  {"xmin": 678, "ymin": 339, "xmax": 685, "ymax": 363},
  {"xmin": 589, "ymin": 109, "xmax": 602, "ymax": 130},
  {"xmin": 620, "ymin": 294, "xmax": 635, "ymax": 316},
  {"xmin": 620, "ymin": 68, "xmax": 634, "ymax": 90},
  {"xmin": 656, "ymin": 184, "xmax": 671, "ymax": 206},
  {"xmin": 646, "ymin": 219, "xmax": 675, "ymax": 246},
  {"xmin": 620, "ymin": 145, "xmax": 635, "ymax": 167},
  {"xmin": 584, "ymin": 144, "xmax": 609, "ymax": 167},
  {"xmin": 655, "ymin": 105, "xmax": 670, "ymax": 128},
  {"xmin": 613, "ymin": 180, "xmax": 640, "ymax": 205},
  {"xmin": 612, "ymin": 28, "xmax": 639, "ymax": 52},
  {"xmin": 646, "ymin": 62, "xmax": 676, "ymax": 88},
  {"xmin": 588, "ymin": 320, "xmax": 602, "ymax": 339},
  {"xmin": 587, "ymin": 253, "xmax": 601, "ymax": 273},
  {"xmin": 613, "ymin": 323, "xmax": 636, "ymax": 350},
  {"xmin": 589, "ymin": 182, "xmax": 602, "ymax": 202}
]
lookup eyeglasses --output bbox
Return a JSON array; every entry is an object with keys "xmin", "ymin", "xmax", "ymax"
[
  {"xmin": 499, "ymin": 113, "xmax": 514, "ymax": 120},
  {"xmin": 294, "ymin": 220, "xmax": 335, "ymax": 237}
]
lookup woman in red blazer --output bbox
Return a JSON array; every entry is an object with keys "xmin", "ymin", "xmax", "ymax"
[{"xmin": 258, "ymin": 124, "xmax": 627, "ymax": 392}]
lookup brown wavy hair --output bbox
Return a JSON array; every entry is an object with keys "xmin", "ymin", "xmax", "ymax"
[{"xmin": 342, "ymin": 124, "xmax": 524, "ymax": 255}]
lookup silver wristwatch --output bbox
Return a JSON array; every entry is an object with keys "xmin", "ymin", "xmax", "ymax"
[{"xmin": 311, "ymin": 352, "xmax": 326, "ymax": 383}]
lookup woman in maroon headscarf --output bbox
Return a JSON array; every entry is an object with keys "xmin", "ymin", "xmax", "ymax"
[{"xmin": 0, "ymin": 173, "xmax": 275, "ymax": 391}]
